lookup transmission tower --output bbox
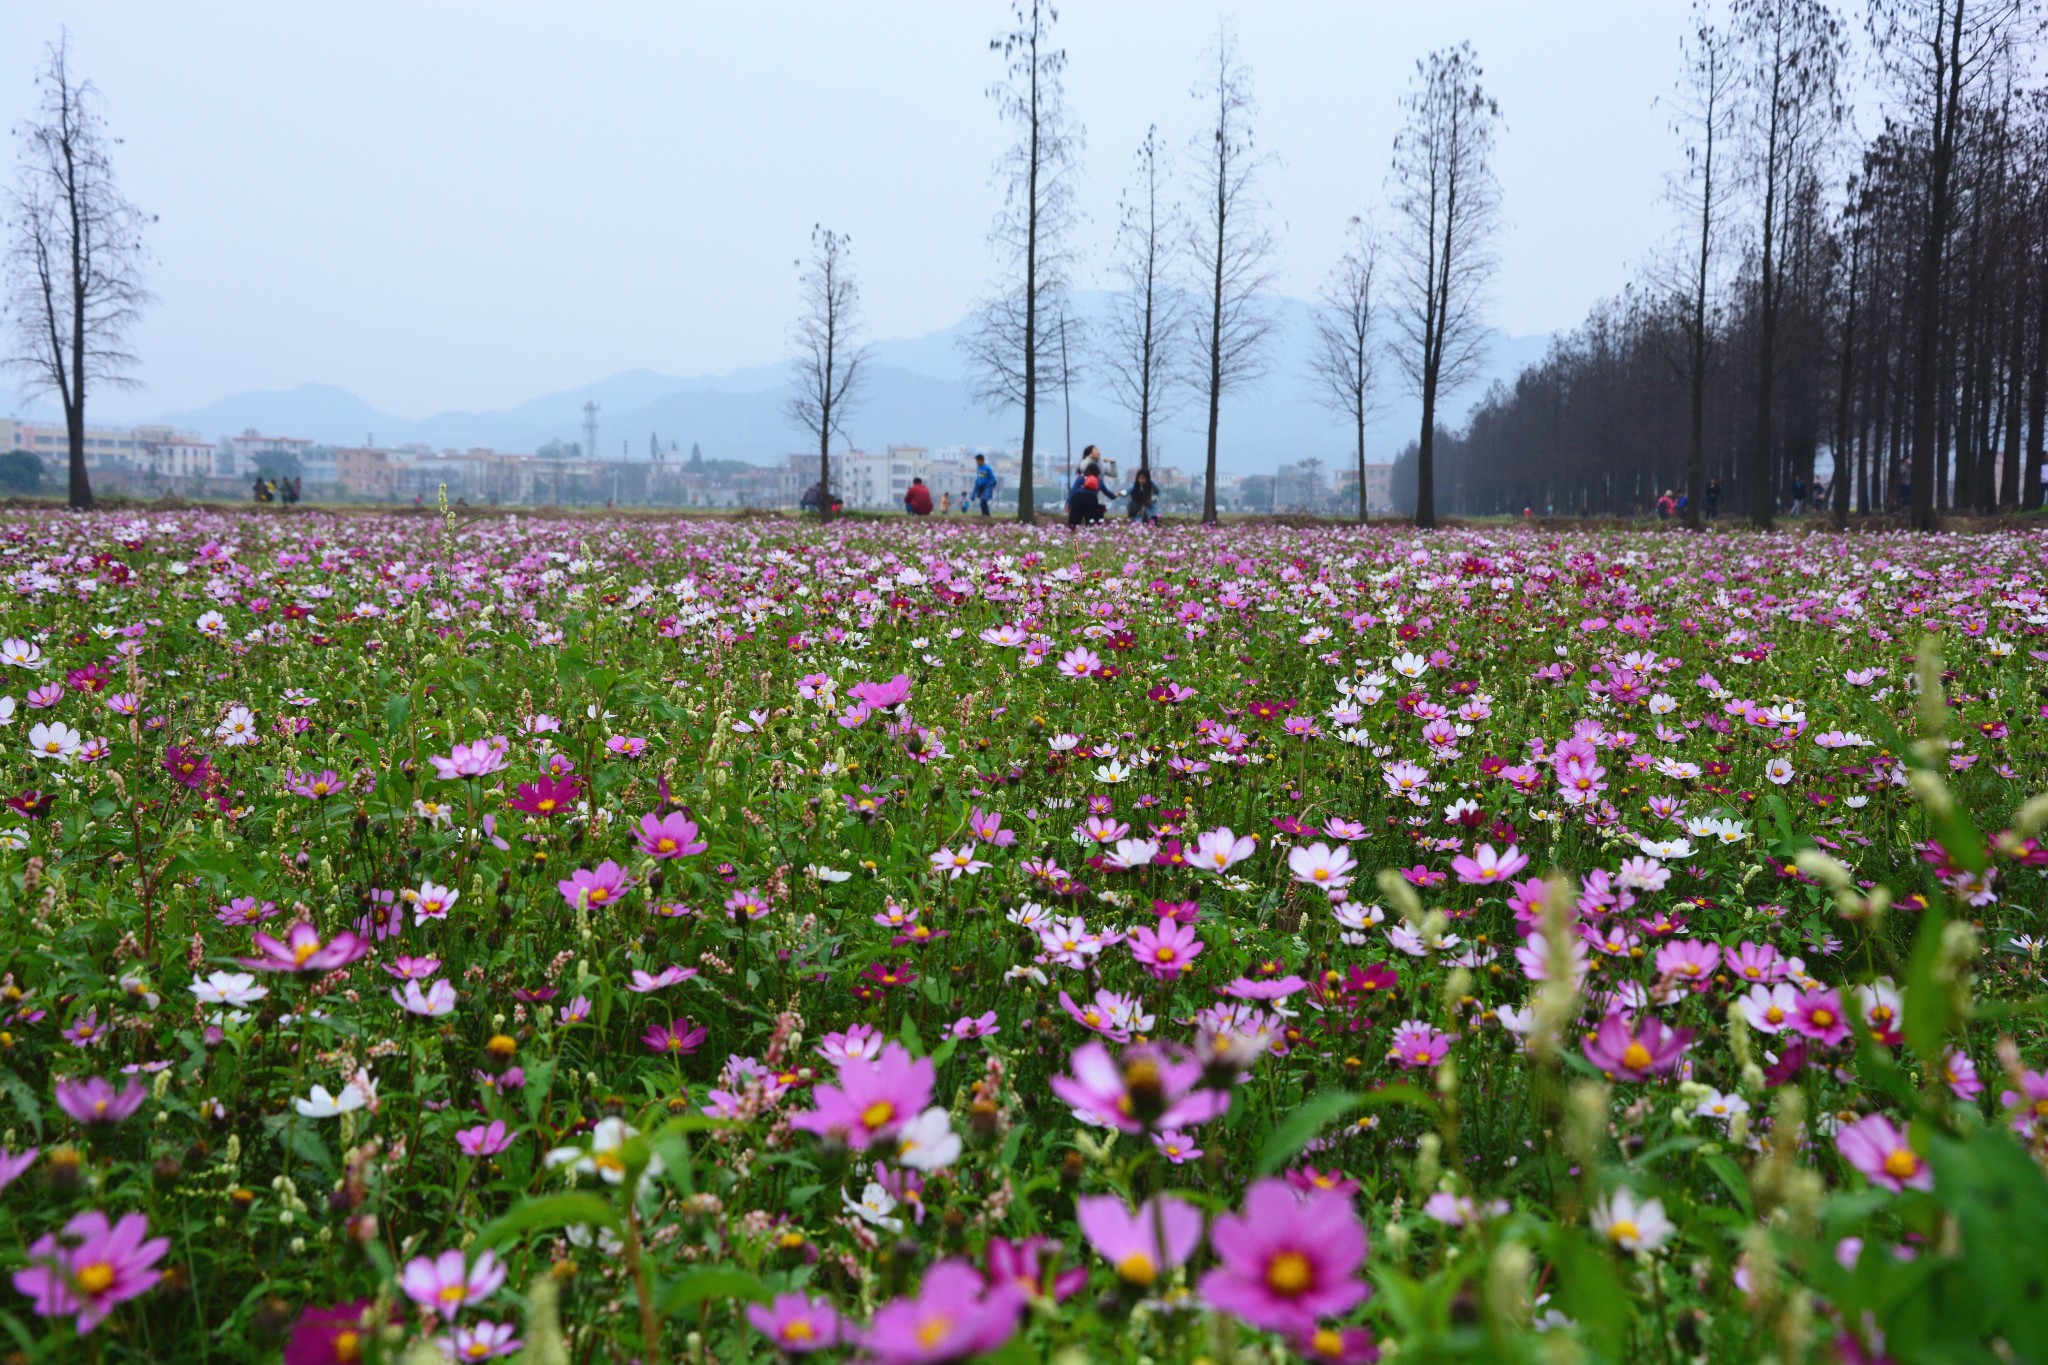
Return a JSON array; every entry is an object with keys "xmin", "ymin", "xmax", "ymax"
[{"xmin": 582, "ymin": 401, "xmax": 599, "ymax": 462}]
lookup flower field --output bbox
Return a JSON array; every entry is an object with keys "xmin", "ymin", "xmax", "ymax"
[{"xmin": 1, "ymin": 509, "xmax": 2046, "ymax": 1365}]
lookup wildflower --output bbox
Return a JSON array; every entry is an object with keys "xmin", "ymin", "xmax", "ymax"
[
  {"xmin": 789, "ymin": 1043, "xmax": 935, "ymax": 1149},
  {"xmin": 1199, "ymin": 1178, "xmax": 1369, "ymax": 1336},
  {"xmin": 1050, "ymin": 1041, "xmax": 1229, "ymax": 1134},
  {"xmin": 392, "ymin": 979, "xmax": 459, "ymax": 1017},
  {"xmin": 1387, "ymin": 1021, "xmax": 1452, "ymax": 1070},
  {"xmin": 948, "ymin": 1012, "xmax": 1000, "ymax": 1040},
  {"xmin": 642, "ymin": 1020, "xmax": 707, "ymax": 1056},
  {"xmin": 1590, "ymin": 1187, "xmax": 1674, "ymax": 1252},
  {"xmin": 1580, "ymin": 1012, "xmax": 1693, "ymax": 1082},
  {"xmin": 843, "ymin": 1181, "xmax": 903, "ymax": 1232},
  {"xmin": 627, "ymin": 966, "xmax": 699, "ymax": 992},
  {"xmin": 294, "ymin": 1078, "xmax": 374, "ymax": 1118},
  {"xmin": 189, "ymin": 970, "xmax": 268, "ymax": 1007},
  {"xmin": 929, "ymin": 844, "xmax": 990, "ymax": 879},
  {"xmin": 894, "ymin": 1107, "xmax": 962, "ymax": 1172},
  {"xmin": 55, "ymin": 1076, "xmax": 146, "ymax": 1125},
  {"xmin": 241, "ymin": 923, "xmax": 370, "ymax": 974},
  {"xmin": 1128, "ymin": 920, "xmax": 1203, "ymax": 980},
  {"xmin": 746, "ymin": 1293, "xmax": 842, "ymax": 1354},
  {"xmin": 284, "ymin": 1300, "xmax": 386, "ymax": 1365},
  {"xmin": 0, "ymin": 1147, "xmax": 36, "ymax": 1192},
  {"xmin": 860, "ymin": 1260, "xmax": 1022, "ymax": 1365},
  {"xmin": 456, "ymin": 1120, "xmax": 517, "ymax": 1157},
  {"xmin": 25, "ymin": 721, "xmax": 80, "ymax": 761},
  {"xmin": 429, "ymin": 740, "xmax": 508, "ymax": 781},
  {"xmin": 507, "ymin": 774, "xmax": 579, "ymax": 818},
  {"xmin": 557, "ymin": 861, "xmax": 630, "ymax": 910},
  {"xmin": 544, "ymin": 1117, "xmax": 653, "ymax": 1184},
  {"xmin": 399, "ymin": 1248, "xmax": 507, "ymax": 1314},
  {"xmin": 1789, "ymin": 989, "xmax": 1851, "ymax": 1047},
  {"xmin": 634, "ymin": 811, "xmax": 708, "ymax": 859},
  {"xmin": 1287, "ymin": 841, "xmax": 1357, "ymax": 891},
  {"xmin": 11, "ymin": 1210, "xmax": 168, "ymax": 1334},
  {"xmin": 1836, "ymin": 1113, "xmax": 1931, "ymax": 1193},
  {"xmin": 1077, "ymin": 1193, "xmax": 1203, "ymax": 1288},
  {"xmin": 438, "ymin": 1321, "xmax": 523, "ymax": 1360},
  {"xmin": 1190, "ymin": 826, "xmax": 1256, "ymax": 872}
]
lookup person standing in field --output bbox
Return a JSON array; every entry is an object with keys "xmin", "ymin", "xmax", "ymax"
[{"xmin": 971, "ymin": 454, "xmax": 997, "ymax": 516}]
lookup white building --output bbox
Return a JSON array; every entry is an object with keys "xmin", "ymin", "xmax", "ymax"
[{"xmin": 221, "ymin": 429, "xmax": 317, "ymax": 478}]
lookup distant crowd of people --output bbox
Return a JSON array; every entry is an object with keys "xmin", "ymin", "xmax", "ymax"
[
  {"xmin": 252, "ymin": 475, "xmax": 302, "ymax": 505},
  {"xmin": 803, "ymin": 448, "xmax": 1163, "ymax": 528}
]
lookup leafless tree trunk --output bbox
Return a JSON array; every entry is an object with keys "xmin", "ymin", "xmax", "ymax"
[
  {"xmin": 783, "ymin": 225, "xmax": 868, "ymax": 524},
  {"xmin": 3, "ymin": 35, "xmax": 154, "ymax": 512},
  {"xmin": 1390, "ymin": 43, "xmax": 1503, "ymax": 530},
  {"xmin": 1665, "ymin": 12, "xmax": 1736, "ymax": 530},
  {"xmin": 1100, "ymin": 127, "xmax": 1186, "ymax": 477},
  {"xmin": 1186, "ymin": 23, "xmax": 1277, "ymax": 526},
  {"xmin": 1869, "ymin": 0, "xmax": 2035, "ymax": 530},
  {"xmin": 1308, "ymin": 218, "xmax": 1384, "ymax": 525},
  {"xmin": 962, "ymin": 0, "xmax": 1081, "ymax": 525}
]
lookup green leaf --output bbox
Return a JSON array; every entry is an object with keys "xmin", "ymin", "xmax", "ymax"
[
  {"xmin": 384, "ymin": 692, "xmax": 411, "ymax": 733},
  {"xmin": 1701, "ymin": 1152, "xmax": 1754, "ymax": 1219},
  {"xmin": 0, "ymin": 1068, "xmax": 44, "ymax": 1141},
  {"xmin": 654, "ymin": 1266, "xmax": 770, "ymax": 1317},
  {"xmin": 475, "ymin": 1192, "xmax": 620, "ymax": 1251},
  {"xmin": 1930, "ymin": 1130, "xmax": 2048, "ymax": 1360},
  {"xmin": 1254, "ymin": 1091, "xmax": 1359, "ymax": 1177},
  {"xmin": 1903, "ymin": 901, "xmax": 1951, "ymax": 1064}
]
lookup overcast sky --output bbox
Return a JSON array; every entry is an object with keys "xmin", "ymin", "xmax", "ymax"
[{"xmin": 4, "ymin": 1, "xmax": 1703, "ymax": 420}]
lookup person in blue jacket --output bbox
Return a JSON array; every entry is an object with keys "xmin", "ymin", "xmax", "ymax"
[{"xmin": 971, "ymin": 454, "xmax": 997, "ymax": 516}]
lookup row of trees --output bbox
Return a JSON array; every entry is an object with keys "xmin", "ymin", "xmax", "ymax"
[
  {"xmin": 1392, "ymin": 0, "xmax": 2046, "ymax": 529},
  {"xmin": 787, "ymin": 2, "xmax": 1507, "ymax": 526}
]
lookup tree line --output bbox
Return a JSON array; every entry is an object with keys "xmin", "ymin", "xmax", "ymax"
[{"xmin": 1391, "ymin": 0, "xmax": 2046, "ymax": 529}]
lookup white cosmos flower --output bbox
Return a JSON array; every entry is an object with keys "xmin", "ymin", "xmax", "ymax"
[
  {"xmin": 1389, "ymin": 651, "xmax": 1430, "ymax": 679},
  {"xmin": 1635, "ymin": 837, "xmax": 1694, "ymax": 859},
  {"xmin": 1094, "ymin": 760, "xmax": 1134, "ymax": 784},
  {"xmin": 807, "ymin": 864, "xmax": 852, "ymax": 883},
  {"xmin": 895, "ymin": 1107, "xmax": 962, "ymax": 1172},
  {"xmin": 26, "ymin": 721, "xmax": 80, "ymax": 761},
  {"xmin": 0, "ymin": 638, "xmax": 44, "ymax": 669},
  {"xmin": 294, "ymin": 1077, "xmax": 373, "ymax": 1118},
  {"xmin": 545, "ymin": 1116, "xmax": 656, "ymax": 1184},
  {"xmin": 1590, "ymin": 1188, "xmax": 1674, "ymax": 1252},
  {"xmin": 0, "ymin": 696, "xmax": 14, "ymax": 726},
  {"xmin": 190, "ymin": 971, "xmax": 268, "ymax": 1007},
  {"xmin": 843, "ymin": 1181, "xmax": 903, "ymax": 1232}
]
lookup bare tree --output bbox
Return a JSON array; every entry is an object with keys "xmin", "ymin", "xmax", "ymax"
[
  {"xmin": 1390, "ymin": 44, "xmax": 1503, "ymax": 530},
  {"xmin": 961, "ymin": 0, "xmax": 1081, "ymax": 524},
  {"xmin": 1731, "ymin": 0, "xmax": 1846, "ymax": 529},
  {"xmin": 783, "ymin": 225, "xmax": 868, "ymax": 522},
  {"xmin": 1868, "ymin": 0, "xmax": 2038, "ymax": 529},
  {"xmin": 1187, "ymin": 24, "xmax": 1278, "ymax": 525},
  {"xmin": 3, "ymin": 36, "xmax": 153, "ymax": 511},
  {"xmin": 1662, "ymin": 11, "xmax": 1738, "ymax": 529},
  {"xmin": 1308, "ymin": 218, "xmax": 1384, "ymax": 524},
  {"xmin": 1099, "ymin": 126, "xmax": 1186, "ymax": 476}
]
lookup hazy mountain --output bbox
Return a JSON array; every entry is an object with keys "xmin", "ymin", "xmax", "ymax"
[{"xmin": 13, "ymin": 292, "xmax": 1555, "ymax": 475}]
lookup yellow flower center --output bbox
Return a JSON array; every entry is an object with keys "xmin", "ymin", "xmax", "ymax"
[
  {"xmin": 588, "ymin": 888, "xmax": 609, "ymax": 903},
  {"xmin": 1621, "ymin": 1043, "xmax": 1653, "ymax": 1071},
  {"xmin": 916, "ymin": 1315, "xmax": 952, "ymax": 1348},
  {"xmin": 1116, "ymin": 1251, "xmax": 1157, "ymax": 1286},
  {"xmin": 1605, "ymin": 1220, "xmax": 1639, "ymax": 1246},
  {"xmin": 1155, "ymin": 947, "xmax": 1176, "ymax": 962},
  {"xmin": 537, "ymin": 799, "xmax": 556, "ymax": 812},
  {"xmin": 657, "ymin": 838, "xmax": 676, "ymax": 853},
  {"xmin": 293, "ymin": 939, "xmax": 320, "ymax": 966},
  {"xmin": 1266, "ymin": 1251, "xmax": 1313, "ymax": 1296},
  {"xmin": 438, "ymin": 1283, "xmax": 468, "ymax": 1305},
  {"xmin": 334, "ymin": 1331, "xmax": 362, "ymax": 1362},
  {"xmin": 1883, "ymin": 1149, "xmax": 1919, "ymax": 1180},
  {"xmin": 861, "ymin": 1101, "xmax": 895, "ymax": 1130},
  {"xmin": 782, "ymin": 1321, "xmax": 815, "ymax": 1343},
  {"xmin": 1312, "ymin": 1329, "xmax": 1344, "ymax": 1357},
  {"xmin": 1811, "ymin": 1009, "xmax": 1835, "ymax": 1027},
  {"xmin": 73, "ymin": 1262, "xmax": 115, "ymax": 1295}
]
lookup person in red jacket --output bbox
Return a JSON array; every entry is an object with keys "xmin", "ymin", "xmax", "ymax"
[{"xmin": 903, "ymin": 477, "xmax": 933, "ymax": 516}]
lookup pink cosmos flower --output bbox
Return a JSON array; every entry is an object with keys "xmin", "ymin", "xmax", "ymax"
[
  {"xmin": 383, "ymin": 955, "xmax": 443, "ymax": 981},
  {"xmin": 1580, "ymin": 1011, "xmax": 1693, "ymax": 1082},
  {"xmin": 1077, "ymin": 1193, "xmax": 1203, "ymax": 1287},
  {"xmin": 848, "ymin": 674, "xmax": 911, "ymax": 709},
  {"xmin": 11, "ymin": 1210, "xmax": 168, "ymax": 1334},
  {"xmin": 1287, "ymin": 841, "xmax": 1357, "ymax": 891},
  {"xmin": 984, "ymin": 1237, "xmax": 1086, "ymax": 1303},
  {"xmin": 967, "ymin": 807, "xmax": 1016, "ymax": 846},
  {"xmin": 929, "ymin": 844, "xmax": 990, "ymax": 879},
  {"xmin": 634, "ymin": 812, "xmax": 708, "ymax": 860},
  {"xmin": 1450, "ymin": 842, "xmax": 1530, "ymax": 886},
  {"xmin": 55, "ymin": 1076, "xmax": 146, "ymax": 1125},
  {"xmin": 456, "ymin": 1120, "xmax": 517, "ymax": 1157},
  {"xmin": 428, "ymin": 740, "xmax": 507, "ymax": 781},
  {"xmin": 399, "ymin": 1248, "xmax": 507, "ymax": 1315},
  {"xmin": 241, "ymin": 922, "xmax": 370, "ymax": 974},
  {"xmin": 1128, "ymin": 920, "xmax": 1204, "ymax": 980},
  {"xmin": 438, "ymin": 1321, "xmax": 522, "ymax": 1360},
  {"xmin": 1654, "ymin": 940, "xmax": 1719, "ymax": 987},
  {"xmin": 0, "ymin": 1147, "xmax": 36, "ymax": 1192},
  {"xmin": 1190, "ymin": 825, "xmax": 1256, "ymax": 873},
  {"xmin": 1386, "ymin": 1021, "xmax": 1453, "ymax": 1070},
  {"xmin": 1790, "ymin": 989, "xmax": 1851, "ymax": 1047},
  {"xmin": 1722, "ymin": 940, "xmax": 1788, "ymax": 983},
  {"xmin": 556, "ymin": 861, "xmax": 630, "ymax": 911},
  {"xmin": 1199, "ymin": 1178, "xmax": 1370, "ymax": 1336},
  {"xmin": 948, "ymin": 1012, "xmax": 1000, "ymax": 1040},
  {"xmin": 789, "ymin": 1043, "xmax": 934, "ymax": 1150},
  {"xmin": 1152, "ymin": 1130, "xmax": 1203, "ymax": 1163},
  {"xmin": 605, "ymin": 735, "xmax": 647, "ymax": 758},
  {"xmin": 745, "ymin": 1292, "xmax": 842, "ymax": 1354},
  {"xmin": 627, "ymin": 966, "xmax": 699, "ymax": 993},
  {"xmin": 643, "ymin": 1020, "xmax": 708, "ymax": 1056},
  {"xmin": 1738, "ymin": 983, "xmax": 1800, "ymax": 1033},
  {"xmin": 392, "ymin": 979, "xmax": 458, "ymax": 1017},
  {"xmin": 1049, "ymin": 1041, "xmax": 1229, "ymax": 1134},
  {"xmin": 1835, "ymin": 1113, "xmax": 1931, "ymax": 1193},
  {"xmin": 861, "ymin": 1260, "xmax": 1023, "ymax": 1364}
]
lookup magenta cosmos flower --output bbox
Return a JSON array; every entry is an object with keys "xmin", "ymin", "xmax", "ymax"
[
  {"xmin": 1835, "ymin": 1113, "xmax": 1932, "ymax": 1193},
  {"xmin": 789, "ymin": 1043, "xmax": 934, "ymax": 1150},
  {"xmin": 12, "ymin": 1210, "xmax": 168, "ymax": 1334},
  {"xmin": 1386, "ymin": 1021, "xmax": 1452, "ymax": 1071},
  {"xmin": 1050, "ymin": 1041, "xmax": 1230, "ymax": 1134},
  {"xmin": 634, "ymin": 811, "xmax": 708, "ymax": 860},
  {"xmin": 1128, "ymin": 920, "xmax": 1203, "ymax": 980},
  {"xmin": 1790, "ymin": 989, "xmax": 1852, "ymax": 1047},
  {"xmin": 506, "ymin": 774, "xmax": 579, "ymax": 818},
  {"xmin": 55, "ymin": 1076, "xmax": 146, "ymax": 1125},
  {"xmin": 428, "ymin": 739, "xmax": 507, "ymax": 781},
  {"xmin": 848, "ymin": 674, "xmax": 912, "ymax": 709},
  {"xmin": 1077, "ymin": 1193, "xmax": 1203, "ymax": 1288},
  {"xmin": 1580, "ymin": 1012, "xmax": 1693, "ymax": 1082},
  {"xmin": 642, "ymin": 1020, "xmax": 707, "ymax": 1056},
  {"xmin": 241, "ymin": 922, "xmax": 370, "ymax": 974},
  {"xmin": 861, "ymin": 1259, "xmax": 1022, "ymax": 1364},
  {"xmin": 1450, "ymin": 842, "xmax": 1530, "ymax": 886},
  {"xmin": 1200, "ymin": 1179, "xmax": 1369, "ymax": 1336},
  {"xmin": 399, "ymin": 1247, "xmax": 507, "ymax": 1314},
  {"xmin": 456, "ymin": 1119, "xmax": 517, "ymax": 1157},
  {"xmin": 745, "ymin": 1292, "xmax": 842, "ymax": 1354},
  {"xmin": 557, "ymin": 860, "xmax": 630, "ymax": 911}
]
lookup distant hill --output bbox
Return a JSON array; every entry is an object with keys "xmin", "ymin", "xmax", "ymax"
[{"xmin": 13, "ymin": 292, "xmax": 1554, "ymax": 474}]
